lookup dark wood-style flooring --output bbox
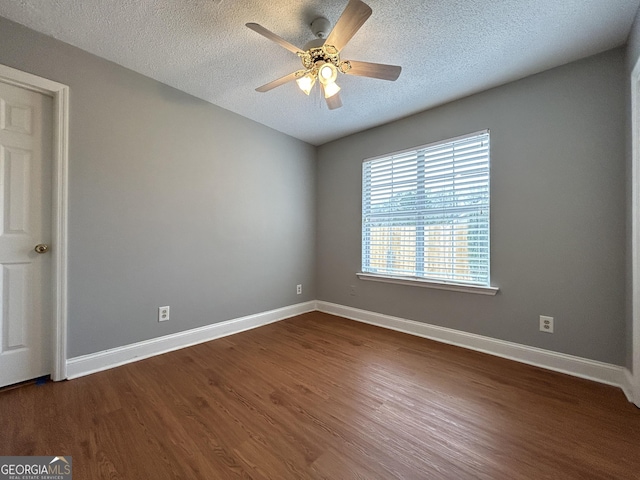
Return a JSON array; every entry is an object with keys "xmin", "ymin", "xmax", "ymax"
[{"xmin": 1, "ymin": 312, "xmax": 639, "ymax": 479}]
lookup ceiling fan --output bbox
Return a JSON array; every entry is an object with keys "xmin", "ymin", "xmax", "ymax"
[{"xmin": 246, "ymin": 0, "xmax": 401, "ymax": 110}]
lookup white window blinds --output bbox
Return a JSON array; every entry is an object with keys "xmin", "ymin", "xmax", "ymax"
[{"xmin": 362, "ymin": 131, "xmax": 490, "ymax": 286}]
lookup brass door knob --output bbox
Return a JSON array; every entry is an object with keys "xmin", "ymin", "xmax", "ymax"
[{"xmin": 34, "ymin": 244, "xmax": 49, "ymax": 254}]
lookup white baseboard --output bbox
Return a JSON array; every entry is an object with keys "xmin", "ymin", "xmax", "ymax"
[
  {"xmin": 66, "ymin": 301, "xmax": 317, "ymax": 379},
  {"xmin": 66, "ymin": 299, "xmax": 634, "ymax": 404},
  {"xmin": 317, "ymin": 301, "xmax": 629, "ymax": 392},
  {"xmin": 622, "ymin": 368, "xmax": 636, "ymax": 404}
]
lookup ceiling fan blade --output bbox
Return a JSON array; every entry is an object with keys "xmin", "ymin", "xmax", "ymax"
[
  {"xmin": 256, "ymin": 70, "xmax": 305, "ymax": 92},
  {"xmin": 324, "ymin": 0, "xmax": 372, "ymax": 53},
  {"xmin": 343, "ymin": 60, "xmax": 401, "ymax": 81},
  {"xmin": 321, "ymin": 85, "xmax": 343, "ymax": 110},
  {"xmin": 246, "ymin": 23, "xmax": 303, "ymax": 54}
]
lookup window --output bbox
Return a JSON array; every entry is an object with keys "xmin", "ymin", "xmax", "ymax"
[{"xmin": 361, "ymin": 131, "xmax": 491, "ymax": 289}]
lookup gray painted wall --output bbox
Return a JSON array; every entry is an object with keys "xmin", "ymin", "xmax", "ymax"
[
  {"xmin": 0, "ymin": 15, "xmax": 630, "ymax": 367},
  {"xmin": 317, "ymin": 49, "xmax": 627, "ymax": 365},
  {"xmin": 626, "ymin": 10, "xmax": 640, "ymax": 373},
  {"xmin": 0, "ymin": 17, "xmax": 316, "ymax": 358},
  {"xmin": 628, "ymin": 10, "xmax": 640, "ymax": 71},
  {"xmin": 626, "ymin": 84, "xmax": 633, "ymax": 372},
  {"xmin": 626, "ymin": 14, "xmax": 640, "ymax": 370}
]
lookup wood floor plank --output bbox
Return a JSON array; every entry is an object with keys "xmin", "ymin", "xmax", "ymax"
[{"xmin": 1, "ymin": 311, "xmax": 639, "ymax": 479}]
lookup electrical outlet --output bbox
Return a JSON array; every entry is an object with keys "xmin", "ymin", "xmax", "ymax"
[
  {"xmin": 540, "ymin": 315, "xmax": 553, "ymax": 333},
  {"xmin": 349, "ymin": 285, "xmax": 356, "ymax": 296},
  {"xmin": 296, "ymin": 284, "xmax": 302, "ymax": 295},
  {"xmin": 158, "ymin": 306, "xmax": 170, "ymax": 322}
]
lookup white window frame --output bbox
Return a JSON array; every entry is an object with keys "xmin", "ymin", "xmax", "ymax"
[{"xmin": 358, "ymin": 130, "xmax": 498, "ymax": 296}]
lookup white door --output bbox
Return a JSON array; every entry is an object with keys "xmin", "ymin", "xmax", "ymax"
[{"xmin": 0, "ymin": 79, "xmax": 53, "ymax": 387}]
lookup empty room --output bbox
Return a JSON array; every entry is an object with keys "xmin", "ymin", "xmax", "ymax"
[{"xmin": 0, "ymin": 0, "xmax": 640, "ymax": 478}]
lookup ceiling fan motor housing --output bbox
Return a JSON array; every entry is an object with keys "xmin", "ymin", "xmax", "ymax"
[{"xmin": 299, "ymin": 46, "xmax": 343, "ymax": 74}]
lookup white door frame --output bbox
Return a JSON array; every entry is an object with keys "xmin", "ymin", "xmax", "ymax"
[
  {"xmin": 631, "ymin": 59, "xmax": 640, "ymax": 407},
  {"xmin": 0, "ymin": 64, "xmax": 69, "ymax": 382}
]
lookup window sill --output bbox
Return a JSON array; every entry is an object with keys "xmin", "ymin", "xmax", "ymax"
[{"xmin": 356, "ymin": 273, "xmax": 499, "ymax": 296}]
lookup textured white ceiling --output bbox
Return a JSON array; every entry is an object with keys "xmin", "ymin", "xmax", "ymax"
[{"xmin": 0, "ymin": 0, "xmax": 638, "ymax": 145}]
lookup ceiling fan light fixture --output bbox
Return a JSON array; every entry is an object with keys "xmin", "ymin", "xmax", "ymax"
[
  {"xmin": 296, "ymin": 73, "xmax": 316, "ymax": 95},
  {"xmin": 318, "ymin": 63, "xmax": 338, "ymax": 85},
  {"xmin": 323, "ymin": 80, "xmax": 341, "ymax": 98}
]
